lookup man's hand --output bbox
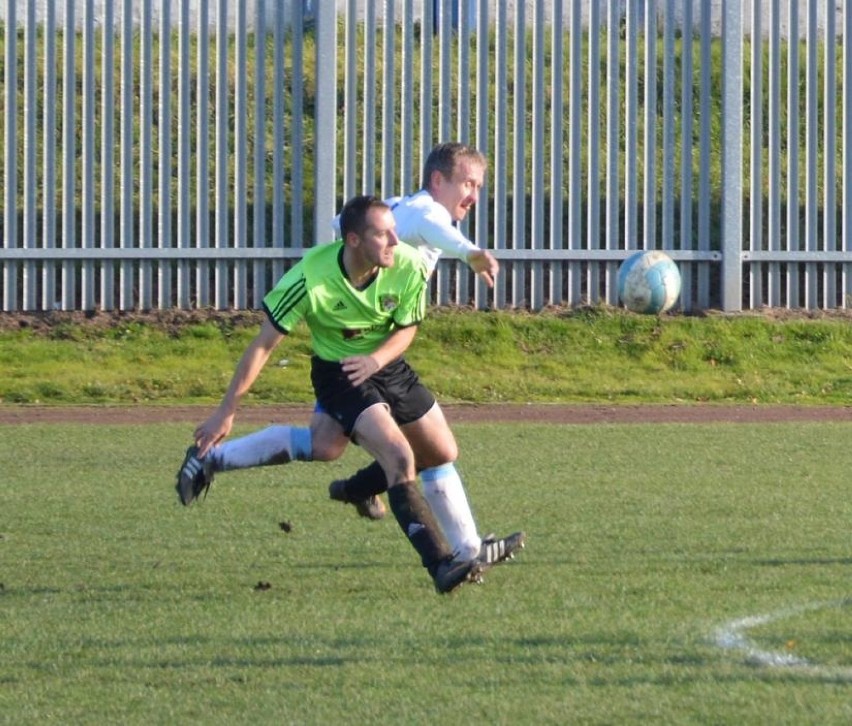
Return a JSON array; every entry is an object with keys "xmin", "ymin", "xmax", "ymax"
[
  {"xmin": 341, "ymin": 355, "xmax": 380, "ymax": 387},
  {"xmin": 466, "ymin": 249, "xmax": 499, "ymax": 287},
  {"xmin": 194, "ymin": 408, "xmax": 235, "ymax": 459}
]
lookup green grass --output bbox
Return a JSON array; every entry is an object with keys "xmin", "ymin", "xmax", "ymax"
[
  {"xmin": 5, "ymin": 307, "xmax": 852, "ymax": 405},
  {"xmin": 0, "ymin": 421, "xmax": 849, "ymax": 724}
]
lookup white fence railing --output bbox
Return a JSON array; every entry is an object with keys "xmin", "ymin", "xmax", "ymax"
[{"xmin": 1, "ymin": 1, "xmax": 850, "ymax": 313}]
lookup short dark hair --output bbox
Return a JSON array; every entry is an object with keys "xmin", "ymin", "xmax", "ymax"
[
  {"xmin": 421, "ymin": 142, "xmax": 487, "ymax": 190},
  {"xmin": 338, "ymin": 195, "xmax": 390, "ymax": 239}
]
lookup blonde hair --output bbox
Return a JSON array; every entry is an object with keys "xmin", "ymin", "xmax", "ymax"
[{"xmin": 421, "ymin": 142, "xmax": 487, "ymax": 191}]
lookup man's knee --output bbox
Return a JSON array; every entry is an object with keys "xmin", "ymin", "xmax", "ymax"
[
  {"xmin": 311, "ymin": 435, "xmax": 348, "ymax": 461},
  {"xmin": 310, "ymin": 412, "xmax": 348, "ymax": 461},
  {"xmin": 382, "ymin": 443, "xmax": 417, "ymax": 487},
  {"xmin": 414, "ymin": 436, "xmax": 458, "ymax": 469},
  {"xmin": 403, "ymin": 407, "xmax": 459, "ymax": 467},
  {"xmin": 435, "ymin": 438, "xmax": 458, "ymax": 464}
]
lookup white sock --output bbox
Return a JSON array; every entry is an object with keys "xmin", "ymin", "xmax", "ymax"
[
  {"xmin": 420, "ymin": 463, "xmax": 481, "ymax": 561},
  {"xmin": 209, "ymin": 425, "xmax": 312, "ymax": 471}
]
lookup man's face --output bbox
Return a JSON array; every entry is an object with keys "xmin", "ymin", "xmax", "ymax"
[
  {"xmin": 357, "ymin": 207, "xmax": 399, "ymax": 268},
  {"xmin": 430, "ymin": 157, "xmax": 485, "ymax": 222}
]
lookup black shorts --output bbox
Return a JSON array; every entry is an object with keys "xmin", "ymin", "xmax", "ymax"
[{"xmin": 311, "ymin": 356, "xmax": 436, "ymax": 436}]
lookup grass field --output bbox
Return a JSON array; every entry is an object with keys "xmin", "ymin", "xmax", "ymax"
[{"xmin": 1, "ymin": 420, "xmax": 849, "ymax": 724}]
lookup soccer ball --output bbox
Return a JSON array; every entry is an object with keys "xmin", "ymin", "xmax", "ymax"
[{"xmin": 617, "ymin": 250, "xmax": 682, "ymax": 314}]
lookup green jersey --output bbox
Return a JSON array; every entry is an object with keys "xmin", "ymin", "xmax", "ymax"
[{"xmin": 263, "ymin": 241, "xmax": 428, "ymax": 362}]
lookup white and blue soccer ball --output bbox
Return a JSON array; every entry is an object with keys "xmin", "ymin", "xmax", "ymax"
[{"xmin": 617, "ymin": 250, "xmax": 682, "ymax": 314}]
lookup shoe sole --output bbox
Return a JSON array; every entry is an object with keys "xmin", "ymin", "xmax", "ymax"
[
  {"xmin": 354, "ymin": 496, "xmax": 386, "ymax": 520},
  {"xmin": 176, "ymin": 448, "xmax": 211, "ymax": 506},
  {"xmin": 477, "ymin": 532, "xmax": 526, "ymax": 571},
  {"xmin": 329, "ymin": 481, "xmax": 385, "ymax": 520}
]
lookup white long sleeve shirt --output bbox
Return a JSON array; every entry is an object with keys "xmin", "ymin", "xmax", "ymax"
[{"xmin": 332, "ymin": 190, "xmax": 478, "ymax": 276}]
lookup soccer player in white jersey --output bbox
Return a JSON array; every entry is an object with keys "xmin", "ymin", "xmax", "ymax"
[
  {"xmin": 325, "ymin": 143, "xmax": 524, "ymax": 571},
  {"xmin": 384, "ymin": 143, "xmax": 499, "ymax": 284}
]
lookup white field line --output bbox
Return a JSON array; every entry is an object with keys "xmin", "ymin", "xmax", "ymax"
[{"xmin": 713, "ymin": 599, "xmax": 852, "ymax": 679}]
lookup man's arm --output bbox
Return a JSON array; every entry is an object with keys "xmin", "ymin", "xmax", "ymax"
[
  {"xmin": 417, "ymin": 210, "xmax": 499, "ymax": 287},
  {"xmin": 194, "ymin": 317, "xmax": 286, "ymax": 457},
  {"xmin": 340, "ymin": 324, "xmax": 418, "ymax": 387}
]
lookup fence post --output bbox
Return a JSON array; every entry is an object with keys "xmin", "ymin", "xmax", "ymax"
[
  {"xmin": 313, "ymin": 0, "xmax": 337, "ymax": 244},
  {"xmin": 4, "ymin": 0, "xmax": 18, "ymax": 311},
  {"xmin": 721, "ymin": 0, "xmax": 743, "ymax": 312}
]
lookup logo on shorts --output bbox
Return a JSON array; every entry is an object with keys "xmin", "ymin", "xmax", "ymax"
[
  {"xmin": 333, "ymin": 300, "xmax": 347, "ymax": 311},
  {"xmin": 381, "ymin": 295, "xmax": 399, "ymax": 312}
]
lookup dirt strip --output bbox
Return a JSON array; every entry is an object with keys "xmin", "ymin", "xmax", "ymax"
[{"xmin": 1, "ymin": 403, "xmax": 851, "ymax": 426}]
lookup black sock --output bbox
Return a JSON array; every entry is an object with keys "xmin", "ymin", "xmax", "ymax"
[
  {"xmin": 343, "ymin": 460, "xmax": 389, "ymax": 500},
  {"xmin": 387, "ymin": 481, "xmax": 451, "ymax": 572}
]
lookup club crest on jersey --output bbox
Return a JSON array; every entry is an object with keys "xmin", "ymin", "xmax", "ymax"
[{"xmin": 381, "ymin": 295, "xmax": 399, "ymax": 312}]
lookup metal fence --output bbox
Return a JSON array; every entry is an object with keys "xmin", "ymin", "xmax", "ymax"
[{"xmin": 1, "ymin": 1, "xmax": 850, "ymax": 313}]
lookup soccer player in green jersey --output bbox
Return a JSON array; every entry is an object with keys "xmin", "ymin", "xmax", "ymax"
[{"xmin": 176, "ymin": 195, "xmax": 481, "ymax": 593}]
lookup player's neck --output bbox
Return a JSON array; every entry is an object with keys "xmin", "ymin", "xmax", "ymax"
[{"xmin": 342, "ymin": 249, "xmax": 379, "ymax": 289}]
